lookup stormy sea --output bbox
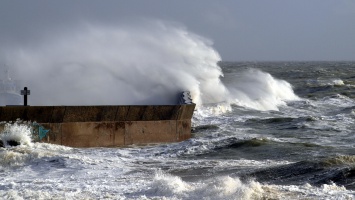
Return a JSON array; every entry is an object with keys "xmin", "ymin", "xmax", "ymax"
[
  {"xmin": 1, "ymin": 23, "xmax": 355, "ymax": 199},
  {"xmin": 0, "ymin": 61, "xmax": 354, "ymax": 199}
]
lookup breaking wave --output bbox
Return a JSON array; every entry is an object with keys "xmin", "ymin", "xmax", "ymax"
[
  {"xmin": 133, "ymin": 170, "xmax": 264, "ymax": 199},
  {"xmin": 2, "ymin": 20, "xmax": 299, "ymax": 112},
  {"xmin": 6, "ymin": 21, "xmax": 228, "ymax": 107},
  {"xmin": 225, "ymin": 68, "xmax": 300, "ymax": 111},
  {"xmin": 0, "ymin": 121, "xmax": 33, "ymax": 147}
]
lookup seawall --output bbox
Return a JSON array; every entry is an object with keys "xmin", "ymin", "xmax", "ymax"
[{"xmin": 0, "ymin": 104, "xmax": 195, "ymax": 147}]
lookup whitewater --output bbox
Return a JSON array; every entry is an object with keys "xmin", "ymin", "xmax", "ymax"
[{"xmin": 1, "ymin": 21, "xmax": 355, "ymax": 199}]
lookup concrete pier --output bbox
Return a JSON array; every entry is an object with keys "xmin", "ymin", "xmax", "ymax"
[{"xmin": 0, "ymin": 104, "xmax": 195, "ymax": 147}]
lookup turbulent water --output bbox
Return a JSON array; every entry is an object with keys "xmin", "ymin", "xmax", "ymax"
[{"xmin": 1, "ymin": 61, "xmax": 354, "ymax": 199}]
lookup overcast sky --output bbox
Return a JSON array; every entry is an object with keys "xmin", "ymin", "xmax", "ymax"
[{"xmin": 1, "ymin": 0, "xmax": 355, "ymax": 61}]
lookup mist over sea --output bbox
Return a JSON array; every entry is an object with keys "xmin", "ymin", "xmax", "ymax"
[{"xmin": 1, "ymin": 22, "xmax": 355, "ymax": 199}]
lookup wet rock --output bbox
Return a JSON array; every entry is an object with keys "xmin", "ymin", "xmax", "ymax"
[
  {"xmin": 0, "ymin": 140, "xmax": 20, "ymax": 147},
  {"xmin": 7, "ymin": 140, "xmax": 20, "ymax": 146}
]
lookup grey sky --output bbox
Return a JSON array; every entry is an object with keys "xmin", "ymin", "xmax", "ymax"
[{"xmin": 1, "ymin": 0, "xmax": 355, "ymax": 61}]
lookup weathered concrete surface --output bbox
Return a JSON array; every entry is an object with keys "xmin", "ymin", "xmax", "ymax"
[
  {"xmin": 0, "ymin": 105, "xmax": 194, "ymax": 122},
  {"xmin": 0, "ymin": 105, "xmax": 195, "ymax": 147}
]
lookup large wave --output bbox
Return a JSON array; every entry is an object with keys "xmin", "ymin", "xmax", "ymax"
[
  {"xmin": 5, "ymin": 21, "xmax": 228, "ymax": 106},
  {"xmin": 3, "ymin": 20, "xmax": 298, "ymax": 111},
  {"xmin": 225, "ymin": 68, "xmax": 300, "ymax": 111}
]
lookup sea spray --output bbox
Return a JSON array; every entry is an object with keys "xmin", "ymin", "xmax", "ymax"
[
  {"xmin": 0, "ymin": 122, "xmax": 34, "ymax": 168},
  {"xmin": 4, "ymin": 20, "xmax": 299, "ymax": 113},
  {"xmin": 7, "ymin": 21, "xmax": 229, "ymax": 107},
  {"xmin": 194, "ymin": 67, "xmax": 300, "ymax": 118},
  {"xmin": 0, "ymin": 121, "xmax": 33, "ymax": 147},
  {"xmin": 141, "ymin": 171, "xmax": 265, "ymax": 199},
  {"xmin": 224, "ymin": 68, "xmax": 300, "ymax": 111}
]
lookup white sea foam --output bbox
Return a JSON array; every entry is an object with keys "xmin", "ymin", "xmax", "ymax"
[
  {"xmin": 0, "ymin": 121, "xmax": 33, "ymax": 147},
  {"xmin": 0, "ymin": 135, "xmax": 353, "ymax": 199},
  {"xmin": 224, "ymin": 68, "xmax": 300, "ymax": 111},
  {"xmin": 137, "ymin": 171, "xmax": 265, "ymax": 200},
  {"xmin": 263, "ymin": 183, "xmax": 354, "ymax": 200},
  {"xmin": 0, "ymin": 139, "xmax": 69, "ymax": 169},
  {"xmin": 332, "ymin": 79, "xmax": 345, "ymax": 86},
  {"xmin": 307, "ymin": 78, "xmax": 345, "ymax": 87}
]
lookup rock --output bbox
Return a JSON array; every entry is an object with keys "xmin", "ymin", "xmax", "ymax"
[
  {"xmin": 7, "ymin": 140, "xmax": 20, "ymax": 146},
  {"xmin": 0, "ymin": 140, "xmax": 20, "ymax": 147}
]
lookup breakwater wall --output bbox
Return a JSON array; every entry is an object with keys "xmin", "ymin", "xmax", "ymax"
[{"xmin": 0, "ymin": 104, "xmax": 195, "ymax": 147}]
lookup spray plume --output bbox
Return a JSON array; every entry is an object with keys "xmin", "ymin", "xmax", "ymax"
[
  {"xmin": 3, "ymin": 20, "xmax": 298, "ymax": 111},
  {"xmin": 225, "ymin": 68, "xmax": 300, "ymax": 111},
  {"xmin": 6, "ymin": 21, "xmax": 228, "ymax": 106}
]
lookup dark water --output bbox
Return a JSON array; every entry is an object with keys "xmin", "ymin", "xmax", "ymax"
[
  {"xmin": 189, "ymin": 62, "xmax": 355, "ymax": 191},
  {"xmin": 166, "ymin": 62, "xmax": 355, "ymax": 198}
]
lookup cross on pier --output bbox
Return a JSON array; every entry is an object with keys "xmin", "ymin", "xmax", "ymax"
[{"xmin": 20, "ymin": 87, "xmax": 30, "ymax": 106}]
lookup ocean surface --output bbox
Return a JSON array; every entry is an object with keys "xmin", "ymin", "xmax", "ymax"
[{"xmin": 1, "ymin": 61, "xmax": 355, "ymax": 199}]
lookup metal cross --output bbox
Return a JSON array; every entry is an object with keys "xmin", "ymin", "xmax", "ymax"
[{"xmin": 20, "ymin": 87, "xmax": 30, "ymax": 106}]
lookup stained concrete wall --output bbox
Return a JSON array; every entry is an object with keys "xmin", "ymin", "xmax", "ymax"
[{"xmin": 0, "ymin": 104, "xmax": 195, "ymax": 147}]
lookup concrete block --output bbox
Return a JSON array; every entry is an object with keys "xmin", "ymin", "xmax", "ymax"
[
  {"xmin": 113, "ymin": 122, "xmax": 125, "ymax": 146},
  {"xmin": 125, "ymin": 121, "xmax": 177, "ymax": 145},
  {"xmin": 27, "ymin": 106, "xmax": 54, "ymax": 123},
  {"xmin": 177, "ymin": 120, "xmax": 191, "ymax": 141},
  {"xmin": 155, "ymin": 105, "xmax": 180, "ymax": 120},
  {"xmin": 0, "ymin": 104, "xmax": 195, "ymax": 147},
  {"xmin": 41, "ymin": 123, "xmax": 62, "ymax": 145},
  {"xmin": 63, "ymin": 106, "xmax": 102, "ymax": 122},
  {"xmin": 99, "ymin": 106, "xmax": 118, "ymax": 121},
  {"xmin": 51, "ymin": 106, "xmax": 66, "ymax": 122},
  {"xmin": 141, "ymin": 106, "xmax": 159, "ymax": 120},
  {"xmin": 0, "ymin": 106, "xmax": 26, "ymax": 122},
  {"xmin": 115, "ymin": 106, "xmax": 129, "ymax": 121},
  {"xmin": 60, "ymin": 122, "xmax": 124, "ymax": 147},
  {"xmin": 178, "ymin": 104, "xmax": 195, "ymax": 120},
  {"xmin": 63, "ymin": 123, "xmax": 102, "ymax": 147},
  {"xmin": 125, "ymin": 106, "xmax": 146, "ymax": 121}
]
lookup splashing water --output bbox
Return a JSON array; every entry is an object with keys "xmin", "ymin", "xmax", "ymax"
[
  {"xmin": 5, "ymin": 21, "xmax": 228, "ymax": 107},
  {"xmin": 3, "ymin": 20, "xmax": 298, "ymax": 112},
  {"xmin": 0, "ymin": 121, "xmax": 33, "ymax": 147},
  {"xmin": 136, "ymin": 170, "xmax": 265, "ymax": 199},
  {"xmin": 225, "ymin": 68, "xmax": 300, "ymax": 111}
]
